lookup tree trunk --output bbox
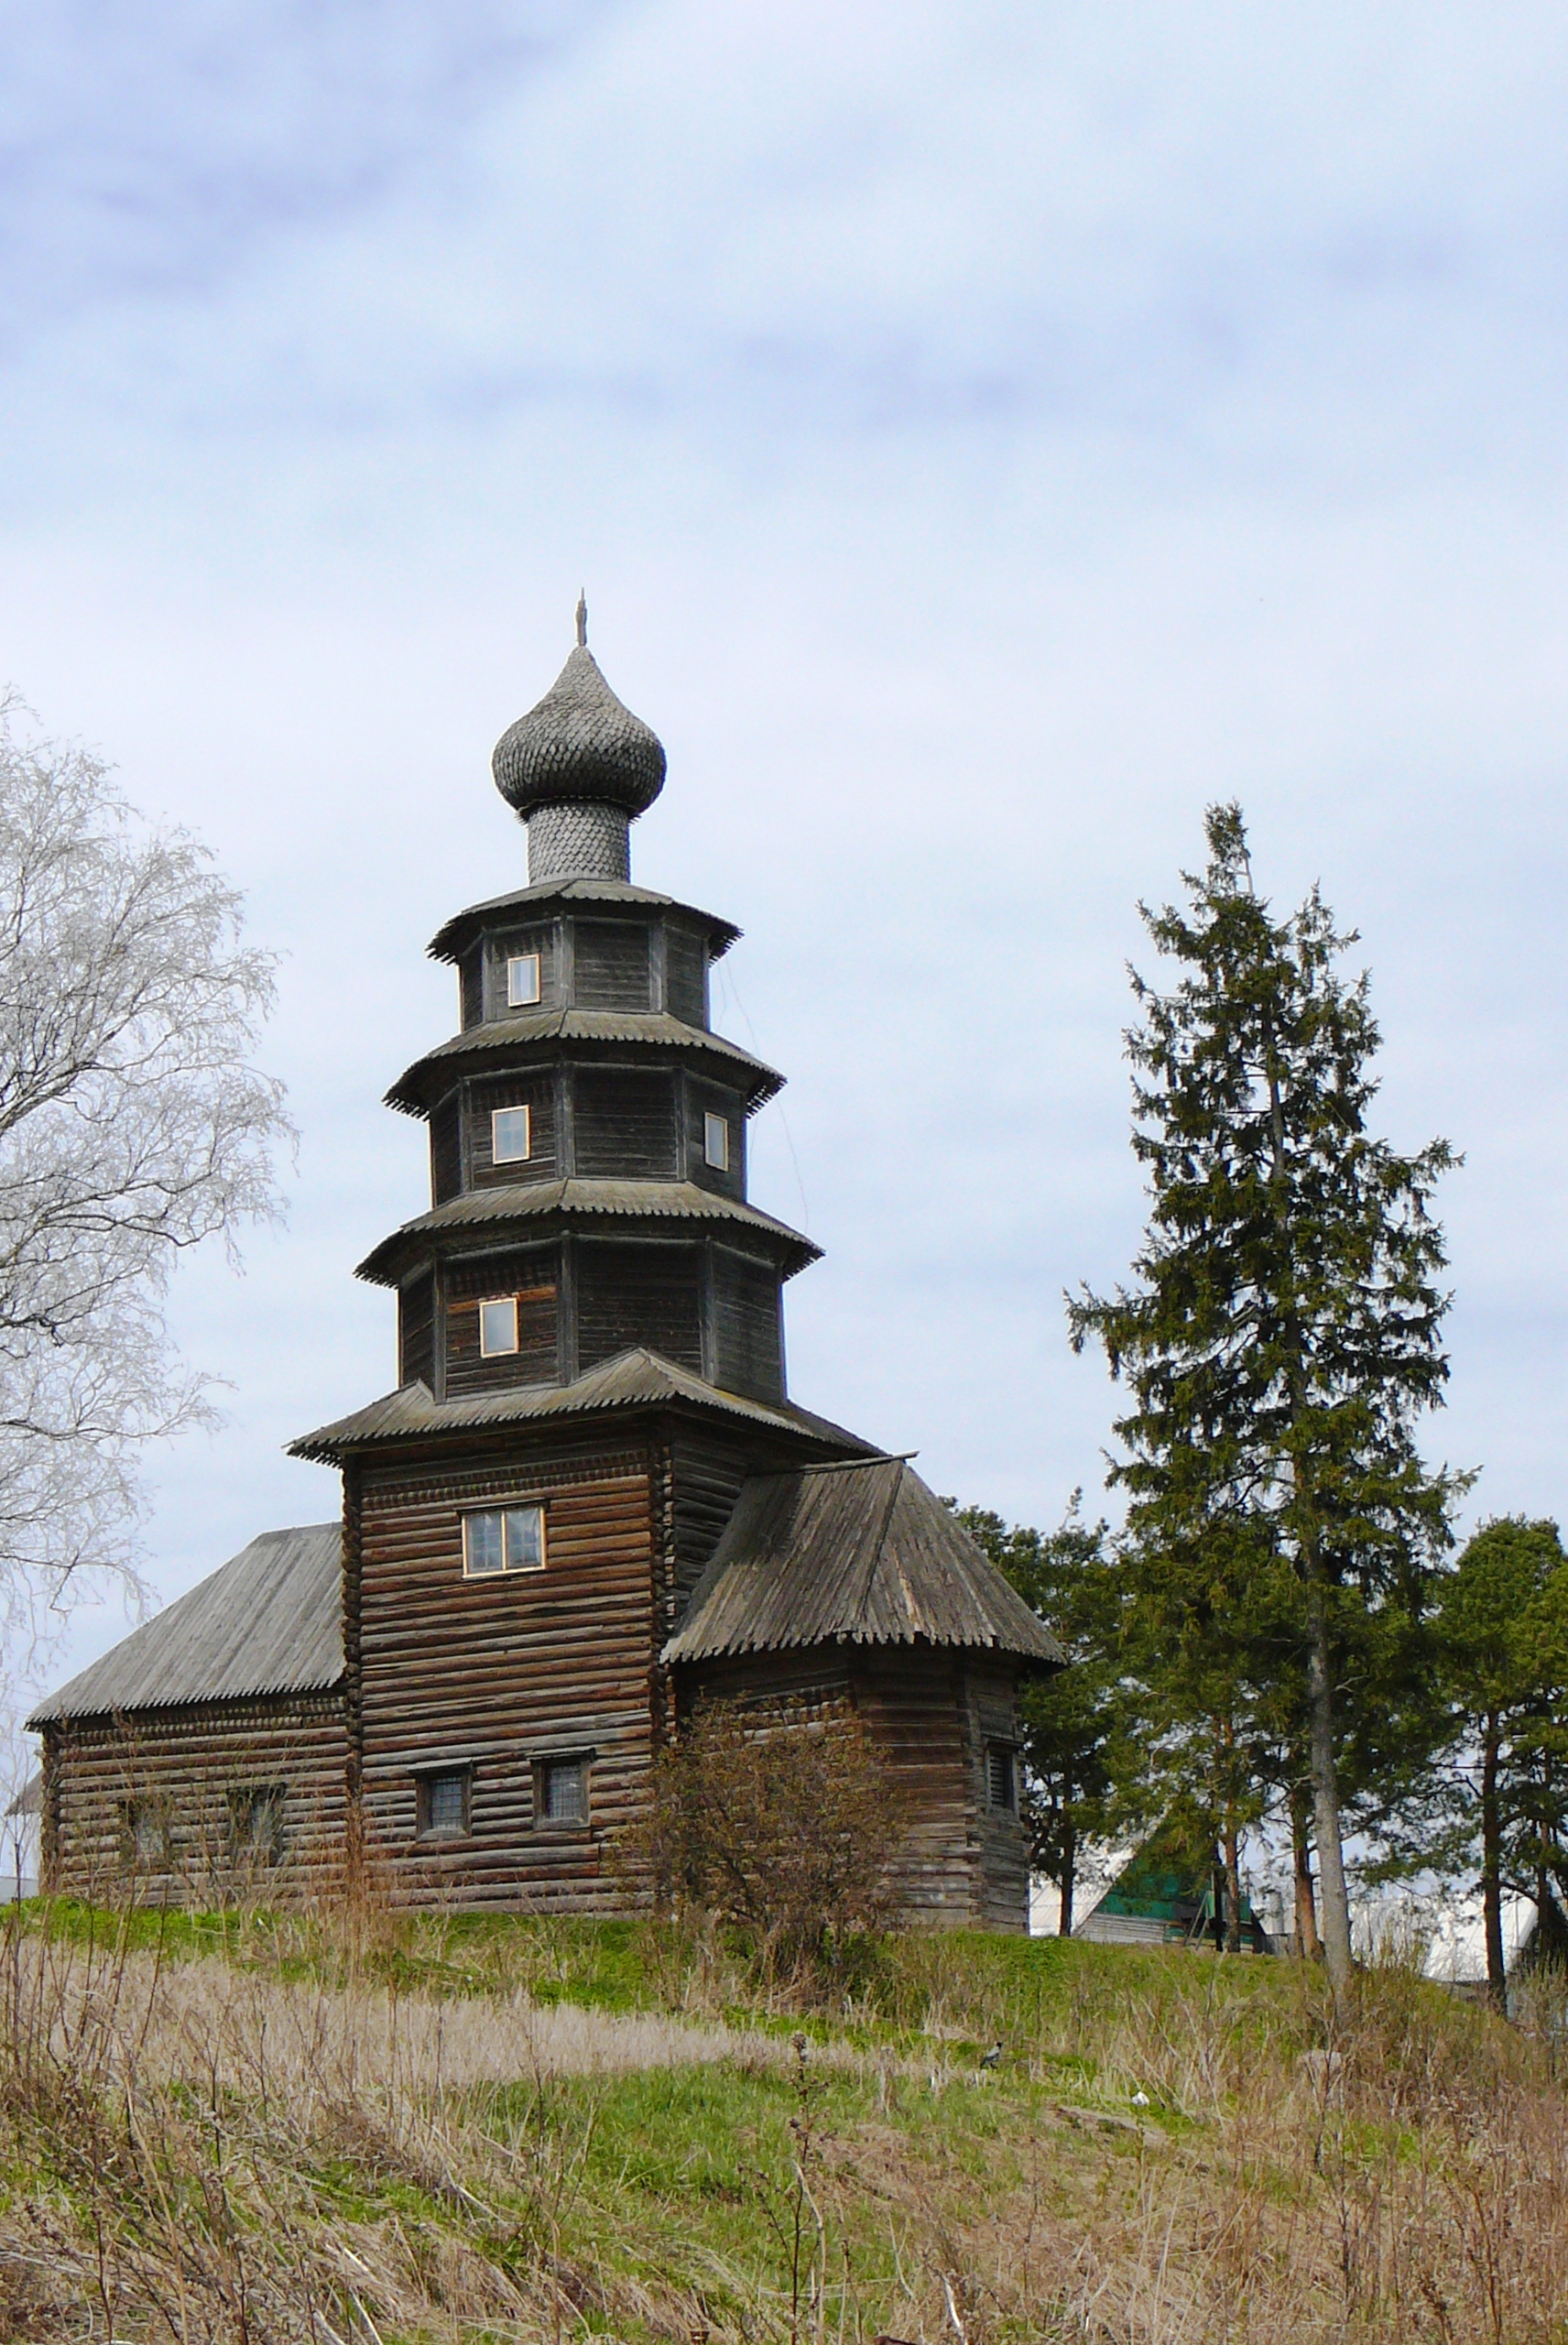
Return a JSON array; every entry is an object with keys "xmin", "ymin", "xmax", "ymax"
[
  {"xmin": 1481, "ymin": 1717, "xmax": 1505, "ymax": 2010},
  {"xmin": 1290, "ymin": 1782, "xmax": 1322, "ymax": 1958},
  {"xmin": 1224, "ymin": 1816, "xmax": 1243, "ymax": 1955},
  {"xmin": 1058, "ymin": 1811, "xmax": 1077, "ymax": 1939},
  {"xmin": 1306, "ymin": 1578, "xmax": 1354, "ymax": 1992}
]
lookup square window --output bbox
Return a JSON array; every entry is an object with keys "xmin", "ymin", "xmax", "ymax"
[
  {"xmin": 986, "ymin": 1746, "xmax": 1018, "ymax": 1813},
  {"xmin": 506, "ymin": 953, "xmax": 541, "ymax": 1009},
  {"xmin": 230, "ymin": 1785, "xmax": 287, "ymax": 1865},
  {"xmin": 492, "ymin": 1105, "xmax": 531, "ymax": 1164},
  {"xmin": 419, "ymin": 1771, "xmax": 471, "ymax": 1838},
  {"xmin": 540, "ymin": 1758, "xmax": 587, "ymax": 1825},
  {"xmin": 478, "ymin": 1296, "xmax": 519, "ymax": 1357},
  {"xmin": 463, "ymin": 1504, "xmax": 546, "ymax": 1577},
  {"xmin": 703, "ymin": 1111, "xmax": 730, "ymax": 1171}
]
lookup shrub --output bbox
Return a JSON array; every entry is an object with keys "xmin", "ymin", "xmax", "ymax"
[{"xmin": 626, "ymin": 1697, "xmax": 898, "ymax": 1981}]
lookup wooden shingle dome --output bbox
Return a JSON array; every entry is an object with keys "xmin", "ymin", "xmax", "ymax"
[{"xmin": 492, "ymin": 603, "xmax": 665, "ymax": 885}]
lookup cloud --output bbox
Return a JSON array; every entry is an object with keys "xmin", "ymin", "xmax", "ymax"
[{"xmin": 0, "ymin": 0, "xmax": 593, "ymax": 341}]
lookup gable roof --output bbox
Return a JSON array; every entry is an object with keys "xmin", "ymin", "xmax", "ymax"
[
  {"xmin": 289, "ymin": 1347, "xmax": 878, "ymax": 1466},
  {"xmin": 661, "ymin": 1457, "xmax": 1062, "ymax": 1666},
  {"xmin": 27, "ymin": 1525, "xmax": 343, "ymax": 1726}
]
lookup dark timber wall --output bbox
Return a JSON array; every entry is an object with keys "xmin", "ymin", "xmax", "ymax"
[
  {"xmin": 674, "ymin": 1642, "xmax": 1029, "ymax": 1931},
  {"xmin": 352, "ymin": 1430, "xmax": 663, "ymax": 1911},
  {"xmin": 39, "ymin": 1693, "xmax": 349, "ymax": 1904}
]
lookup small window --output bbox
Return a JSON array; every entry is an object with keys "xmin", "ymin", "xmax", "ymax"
[
  {"xmin": 506, "ymin": 953, "xmax": 542, "ymax": 1009},
  {"xmin": 230, "ymin": 1785, "xmax": 287, "ymax": 1865},
  {"xmin": 703, "ymin": 1111, "xmax": 730, "ymax": 1172},
  {"xmin": 121, "ymin": 1799, "xmax": 169, "ymax": 1869},
  {"xmin": 986, "ymin": 1745, "xmax": 1018, "ymax": 1813},
  {"xmin": 418, "ymin": 1770, "xmax": 471, "ymax": 1838},
  {"xmin": 492, "ymin": 1105, "xmax": 531, "ymax": 1165},
  {"xmin": 463, "ymin": 1504, "xmax": 546, "ymax": 1577},
  {"xmin": 478, "ymin": 1296, "xmax": 519, "ymax": 1357},
  {"xmin": 539, "ymin": 1758, "xmax": 587, "ymax": 1826}
]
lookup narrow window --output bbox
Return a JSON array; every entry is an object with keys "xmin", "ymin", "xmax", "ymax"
[
  {"xmin": 986, "ymin": 1745, "xmax": 1018, "ymax": 1813},
  {"xmin": 478, "ymin": 1296, "xmax": 519, "ymax": 1357},
  {"xmin": 491, "ymin": 1105, "xmax": 531, "ymax": 1165},
  {"xmin": 540, "ymin": 1758, "xmax": 587, "ymax": 1825},
  {"xmin": 419, "ymin": 1771, "xmax": 471, "ymax": 1838},
  {"xmin": 120, "ymin": 1798, "xmax": 169, "ymax": 1870},
  {"xmin": 463, "ymin": 1504, "xmax": 546, "ymax": 1577},
  {"xmin": 506, "ymin": 953, "xmax": 541, "ymax": 1009},
  {"xmin": 703, "ymin": 1110, "xmax": 730, "ymax": 1171}
]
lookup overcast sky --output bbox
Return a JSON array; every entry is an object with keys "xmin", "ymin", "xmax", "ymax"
[{"xmin": 6, "ymin": 2, "xmax": 1568, "ymax": 1695}]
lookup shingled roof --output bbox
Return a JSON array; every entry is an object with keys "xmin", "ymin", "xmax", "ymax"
[
  {"xmin": 384, "ymin": 1009, "xmax": 782, "ymax": 1118},
  {"xmin": 428, "ymin": 878, "xmax": 738, "ymax": 967},
  {"xmin": 356, "ymin": 1177, "xmax": 820, "ymax": 1287},
  {"xmin": 290, "ymin": 1347, "xmax": 877, "ymax": 1466},
  {"xmin": 661, "ymin": 1457, "xmax": 1063, "ymax": 1666},
  {"xmin": 27, "ymin": 1526, "xmax": 343, "ymax": 1726}
]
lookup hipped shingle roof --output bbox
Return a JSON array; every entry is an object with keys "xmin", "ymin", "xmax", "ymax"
[{"xmin": 662, "ymin": 1458, "xmax": 1062, "ymax": 1666}]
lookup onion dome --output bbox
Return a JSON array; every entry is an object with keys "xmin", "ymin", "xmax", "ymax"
[{"xmin": 493, "ymin": 598, "xmax": 666, "ymax": 823}]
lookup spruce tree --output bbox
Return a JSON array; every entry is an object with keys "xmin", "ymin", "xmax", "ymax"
[
  {"xmin": 1436, "ymin": 1518, "xmax": 1568, "ymax": 2004},
  {"xmin": 1070, "ymin": 804, "xmax": 1465, "ymax": 1988}
]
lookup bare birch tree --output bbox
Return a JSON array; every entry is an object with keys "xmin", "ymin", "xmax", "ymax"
[{"xmin": 0, "ymin": 698, "xmax": 292, "ymax": 1640}]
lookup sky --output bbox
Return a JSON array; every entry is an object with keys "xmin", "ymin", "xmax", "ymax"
[{"xmin": 5, "ymin": 1, "xmax": 1568, "ymax": 1699}]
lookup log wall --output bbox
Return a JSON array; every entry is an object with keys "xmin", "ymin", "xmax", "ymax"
[
  {"xmin": 353, "ymin": 1431, "xmax": 662, "ymax": 1911},
  {"xmin": 39, "ymin": 1692, "xmax": 349, "ymax": 1905}
]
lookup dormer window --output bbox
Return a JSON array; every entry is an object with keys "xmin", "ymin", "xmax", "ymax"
[
  {"xmin": 492, "ymin": 1105, "xmax": 531, "ymax": 1165},
  {"xmin": 463, "ymin": 1505, "xmax": 546, "ymax": 1577},
  {"xmin": 478, "ymin": 1296, "xmax": 519, "ymax": 1357},
  {"xmin": 703, "ymin": 1111, "xmax": 730, "ymax": 1172},
  {"xmin": 506, "ymin": 953, "xmax": 541, "ymax": 1009}
]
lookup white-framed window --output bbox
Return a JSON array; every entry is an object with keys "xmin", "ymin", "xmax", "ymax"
[
  {"xmin": 418, "ymin": 1770, "xmax": 471, "ymax": 1838},
  {"xmin": 478, "ymin": 1296, "xmax": 519, "ymax": 1357},
  {"xmin": 539, "ymin": 1756, "xmax": 588, "ymax": 1825},
  {"xmin": 491, "ymin": 1104, "xmax": 531, "ymax": 1164},
  {"xmin": 463, "ymin": 1504, "xmax": 546, "ymax": 1578},
  {"xmin": 506, "ymin": 953, "xmax": 541, "ymax": 1009},
  {"xmin": 703, "ymin": 1110, "xmax": 730, "ymax": 1171}
]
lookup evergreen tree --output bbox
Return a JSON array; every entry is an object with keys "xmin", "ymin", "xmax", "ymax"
[
  {"xmin": 958, "ymin": 1503, "xmax": 1136, "ymax": 1934},
  {"xmin": 1069, "ymin": 804, "xmax": 1465, "ymax": 1988},
  {"xmin": 1436, "ymin": 1517, "xmax": 1568, "ymax": 2005}
]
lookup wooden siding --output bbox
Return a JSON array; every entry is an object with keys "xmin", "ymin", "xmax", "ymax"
[
  {"xmin": 673, "ymin": 1644, "xmax": 1027, "ymax": 1931},
  {"xmin": 964, "ymin": 1658, "xmax": 1030, "ymax": 1930},
  {"xmin": 577, "ymin": 1240, "xmax": 702, "ymax": 1376},
  {"xmin": 354, "ymin": 1436, "xmax": 660, "ymax": 1910},
  {"xmin": 664, "ymin": 922, "xmax": 708, "ymax": 1030},
  {"xmin": 430, "ymin": 1095, "xmax": 463, "ymax": 1205},
  {"xmin": 711, "ymin": 1248, "xmax": 785, "ymax": 1402},
  {"xmin": 469, "ymin": 1071, "xmax": 558, "ymax": 1185},
  {"xmin": 398, "ymin": 1271, "xmax": 436, "ymax": 1391},
  {"xmin": 40, "ymin": 1693, "xmax": 349, "ymax": 1904},
  {"xmin": 444, "ymin": 1249, "xmax": 559, "ymax": 1395},
  {"xmin": 484, "ymin": 923, "xmax": 557, "ymax": 1021},
  {"xmin": 460, "ymin": 948, "xmax": 484, "ymax": 1031},
  {"xmin": 575, "ymin": 1068, "xmax": 677, "ymax": 1180},
  {"xmin": 667, "ymin": 1425, "xmax": 753, "ymax": 1620},
  {"xmin": 572, "ymin": 920, "xmax": 650, "ymax": 1011}
]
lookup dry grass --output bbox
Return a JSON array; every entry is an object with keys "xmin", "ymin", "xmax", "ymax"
[{"xmin": 0, "ymin": 1904, "xmax": 1564, "ymax": 2341}]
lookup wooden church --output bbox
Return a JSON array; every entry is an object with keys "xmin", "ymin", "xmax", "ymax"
[{"xmin": 29, "ymin": 616, "xmax": 1059, "ymax": 1927}]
